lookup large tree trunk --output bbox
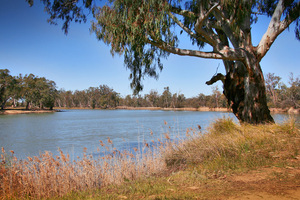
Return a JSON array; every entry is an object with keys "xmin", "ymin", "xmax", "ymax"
[{"xmin": 223, "ymin": 58, "xmax": 274, "ymax": 124}]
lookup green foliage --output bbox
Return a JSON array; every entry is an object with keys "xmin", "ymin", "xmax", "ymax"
[
  {"xmin": 0, "ymin": 69, "xmax": 58, "ymax": 110},
  {"xmin": 21, "ymin": 74, "xmax": 58, "ymax": 109},
  {"xmin": 27, "ymin": 0, "xmax": 92, "ymax": 34},
  {"xmin": 0, "ymin": 69, "xmax": 18, "ymax": 109},
  {"xmin": 91, "ymin": 0, "xmax": 178, "ymax": 93},
  {"xmin": 55, "ymin": 84, "xmax": 120, "ymax": 109}
]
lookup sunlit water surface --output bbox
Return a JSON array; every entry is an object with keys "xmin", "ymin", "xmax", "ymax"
[{"xmin": 0, "ymin": 109, "xmax": 297, "ymax": 159}]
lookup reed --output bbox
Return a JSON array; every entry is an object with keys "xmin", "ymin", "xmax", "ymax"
[{"xmin": 0, "ymin": 137, "xmax": 169, "ymax": 199}]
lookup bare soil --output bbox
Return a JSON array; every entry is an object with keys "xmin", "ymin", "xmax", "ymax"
[{"xmin": 224, "ymin": 156, "xmax": 300, "ymax": 200}]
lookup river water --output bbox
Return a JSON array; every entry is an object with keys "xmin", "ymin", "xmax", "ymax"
[{"xmin": 0, "ymin": 109, "xmax": 296, "ymax": 159}]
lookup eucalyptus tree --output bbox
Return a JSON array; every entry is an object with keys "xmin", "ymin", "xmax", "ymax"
[
  {"xmin": 265, "ymin": 73, "xmax": 282, "ymax": 107},
  {"xmin": 160, "ymin": 87, "xmax": 172, "ymax": 108},
  {"xmin": 98, "ymin": 84, "xmax": 120, "ymax": 108},
  {"xmin": 21, "ymin": 74, "xmax": 36, "ymax": 109},
  {"xmin": 21, "ymin": 74, "xmax": 57, "ymax": 109},
  {"xmin": 38, "ymin": 78, "xmax": 57, "ymax": 109},
  {"xmin": 146, "ymin": 90, "xmax": 160, "ymax": 107},
  {"xmin": 0, "ymin": 69, "xmax": 17, "ymax": 109},
  {"xmin": 27, "ymin": 0, "xmax": 299, "ymax": 123},
  {"xmin": 286, "ymin": 73, "xmax": 300, "ymax": 108}
]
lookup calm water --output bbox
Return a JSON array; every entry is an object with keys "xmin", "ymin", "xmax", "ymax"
[{"xmin": 0, "ymin": 110, "xmax": 296, "ymax": 159}]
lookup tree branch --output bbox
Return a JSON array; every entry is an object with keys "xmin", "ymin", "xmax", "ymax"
[
  {"xmin": 206, "ymin": 73, "xmax": 225, "ymax": 85},
  {"xmin": 194, "ymin": 3, "xmax": 219, "ymax": 46},
  {"xmin": 212, "ymin": 6, "xmax": 240, "ymax": 49},
  {"xmin": 281, "ymin": 1, "xmax": 300, "ymax": 30},
  {"xmin": 170, "ymin": 6, "xmax": 196, "ymax": 18},
  {"xmin": 146, "ymin": 38, "xmax": 245, "ymax": 61},
  {"xmin": 256, "ymin": 0, "xmax": 294, "ymax": 61},
  {"xmin": 168, "ymin": 12, "xmax": 209, "ymax": 44}
]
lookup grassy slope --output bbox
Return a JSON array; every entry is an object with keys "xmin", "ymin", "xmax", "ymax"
[
  {"xmin": 1, "ymin": 118, "xmax": 299, "ymax": 199},
  {"xmin": 60, "ymin": 118, "xmax": 300, "ymax": 200}
]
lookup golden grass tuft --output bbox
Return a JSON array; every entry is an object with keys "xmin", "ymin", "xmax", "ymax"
[
  {"xmin": 0, "ymin": 141, "xmax": 167, "ymax": 199},
  {"xmin": 164, "ymin": 117, "xmax": 300, "ymax": 172}
]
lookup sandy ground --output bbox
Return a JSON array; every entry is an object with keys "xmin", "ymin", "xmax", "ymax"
[{"xmin": 0, "ymin": 109, "xmax": 57, "ymax": 115}]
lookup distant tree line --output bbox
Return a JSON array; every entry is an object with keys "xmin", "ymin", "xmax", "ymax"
[
  {"xmin": 56, "ymin": 85, "xmax": 120, "ymax": 109},
  {"xmin": 118, "ymin": 86, "xmax": 228, "ymax": 109},
  {"xmin": 0, "ymin": 69, "xmax": 57, "ymax": 110},
  {"xmin": 1, "ymin": 69, "xmax": 299, "ymax": 110}
]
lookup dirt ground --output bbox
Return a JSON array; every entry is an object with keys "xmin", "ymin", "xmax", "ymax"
[{"xmin": 226, "ymin": 163, "xmax": 300, "ymax": 199}]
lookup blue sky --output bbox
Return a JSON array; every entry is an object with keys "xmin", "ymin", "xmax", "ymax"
[{"xmin": 0, "ymin": 0, "xmax": 299, "ymax": 98}]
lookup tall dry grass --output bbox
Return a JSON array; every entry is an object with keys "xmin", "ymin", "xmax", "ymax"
[{"xmin": 0, "ymin": 136, "xmax": 170, "ymax": 199}]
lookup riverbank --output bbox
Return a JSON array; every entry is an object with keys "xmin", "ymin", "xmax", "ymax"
[
  {"xmin": 1, "ymin": 106, "xmax": 299, "ymax": 115},
  {"xmin": 116, "ymin": 106, "xmax": 231, "ymax": 112},
  {"xmin": 0, "ymin": 109, "xmax": 58, "ymax": 115},
  {"xmin": 59, "ymin": 118, "xmax": 300, "ymax": 199},
  {"xmin": 118, "ymin": 106, "xmax": 300, "ymax": 114},
  {"xmin": 53, "ymin": 106, "xmax": 231, "ymax": 112},
  {"xmin": 1, "ymin": 118, "xmax": 299, "ymax": 199}
]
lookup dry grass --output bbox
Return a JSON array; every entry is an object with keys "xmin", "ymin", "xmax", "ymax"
[
  {"xmin": 164, "ymin": 117, "xmax": 300, "ymax": 172},
  {"xmin": 0, "ymin": 138, "xmax": 169, "ymax": 199},
  {"xmin": 1, "ymin": 117, "xmax": 299, "ymax": 199}
]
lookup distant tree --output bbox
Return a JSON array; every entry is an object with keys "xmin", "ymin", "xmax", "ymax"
[
  {"xmin": 56, "ymin": 89, "xmax": 66, "ymax": 107},
  {"xmin": 39, "ymin": 79, "xmax": 57, "ymax": 110},
  {"xmin": 98, "ymin": 84, "xmax": 119, "ymax": 108},
  {"xmin": 211, "ymin": 86, "xmax": 222, "ymax": 108},
  {"xmin": 73, "ymin": 90, "xmax": 88, "ymax": 108},
  {"xmin": 160, "ymin": 87, "xmax": 172, "ymax": 108},
  {"xmin": 265, "ymin": 73, "xmax": 282, "ymax": 108},
  {"xmin": 184, "ymin": 97, "xmax": 199, "ymax": 108},
  {"xmin": 286, "ymin": 73, "xmax": 300, "ymax": 108},
  {"xmin": 0, "ymin": 69, "xmax": 17, "ymax": 109},
  {"xmin": 197, "ymin": 93, "xmax": 207, "ymax": 107},
  {"xmin": 21, "ymin": 74, "xmax": 36, "ymax": 110},
  {"xmin": 11, "ymin": 74, "xmax": 24, "ymax": 107},
  {"xmin": 123, "ymin": 95, "xmax": 134, "ymax": 107},
  {"xmin": 28, "ymin": 0, "xmax": 300, "ymax": 124},
  {"xmin": 146, "ymin": 90, "xmax": 160, "ymax": 107},
  {"xmin": 86, "ymin": 87, "xmax": 98, "ymax": 109},
  {"xmin": 171, "ymin": 93, "xmax": 185, "ymax": 108},
  {"xmin": 20, "ymin": 75, "xmax": 58, "ymax": 109}
]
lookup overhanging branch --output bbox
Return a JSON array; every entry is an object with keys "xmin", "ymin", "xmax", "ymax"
[
  {"xmin": 147, "ymin": 39, "xmax": 223, "ymax": 59},
  {"xmin": 146, "ymin": 38, "xmax": 245, "ymax": 61},
  {"xmin": 256, "ymin": 0, "xmax": 295, "ymax": 61}
]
